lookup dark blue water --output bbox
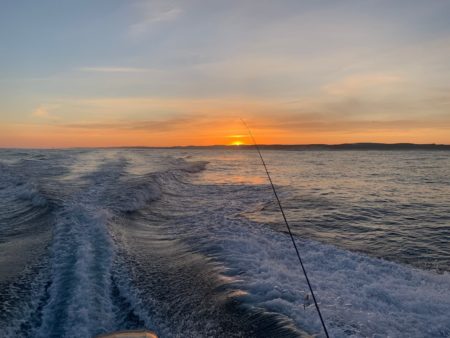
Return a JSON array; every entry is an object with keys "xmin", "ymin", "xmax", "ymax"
[{"xmin": 0, "ymin": 148, "xmax": 449, "ymax": 337}]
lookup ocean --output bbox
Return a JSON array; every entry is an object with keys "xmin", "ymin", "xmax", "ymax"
[{"xmin": 0, "ymin": 148, "xmax": 449, "ymax": 337}]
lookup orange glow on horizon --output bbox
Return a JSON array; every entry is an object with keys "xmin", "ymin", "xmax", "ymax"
[
  {"xmin": 2, "ymin": 117, "xmax": 450, "ymax": 148},
  {"xmin": 3, "ymin": 95, "xmax": 449, "ymax": 148}
]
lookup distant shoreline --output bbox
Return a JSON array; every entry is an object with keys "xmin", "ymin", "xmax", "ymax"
[
  {"xmin": 2, "ymin": 143, "xmax": 450, "ymax": 151},
  {"xmin": 167, "ymin": 143, "xmax": 450, "ymax": 151}
]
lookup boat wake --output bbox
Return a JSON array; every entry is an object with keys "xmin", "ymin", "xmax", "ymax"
[{"xmin": 0, "ymin": 149, "xmax": 449, "ymax": 337}]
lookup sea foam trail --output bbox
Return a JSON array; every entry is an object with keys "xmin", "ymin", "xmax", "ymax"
[
  {"xmin": 36, "ymin": 204, "xmax": 115, "ymax": 338},
  {"xmin": 32, "ymin": 157, "xmax": 161, "ymax": 337},
  {"xmin": 26, "ymin": 155, "xmax": 209, "ymax": 337},
  {"xmin": 185, "ymin": 215, "xmax": 450, "ymax": 337}
]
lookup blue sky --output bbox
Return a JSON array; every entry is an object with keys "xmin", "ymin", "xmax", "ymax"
[{"xmin": 1, "ymin": 0, "xmax": 450, "ymax": 146}]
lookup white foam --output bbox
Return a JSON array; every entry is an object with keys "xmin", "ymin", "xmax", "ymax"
[
  {"xmin": 36, "ymin": 204, "xmax": 116, "ymax": 338},
  {"xmin": 176, "ymin": 159, "xmax": 209, "ymax": 173},
  {"xmin": 30, "ymin": 155, "xmax": 208, "ymax": 337},
  {"xmin": 185, "ymin": 213, "xmax": 450, "ymax": 337}
]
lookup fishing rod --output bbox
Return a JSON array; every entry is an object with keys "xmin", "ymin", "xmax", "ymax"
[{"xmin": 240, "ymin": 118, "xmax": 330, "ymax": 338}]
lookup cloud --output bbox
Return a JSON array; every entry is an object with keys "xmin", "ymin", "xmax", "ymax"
[
  {"xmin": 78, "ymin": 67, "xmax": 154, "ymax": 73},
  {"xmin": 255, "ymin": 116, "xmax": 450, "ymax": 133},
  {"xmin": 32, "ymin": 106, "xmax": 51, "ymax": 118},
  {"xmin": 31, "ymin": 104, "xmax": 62, "ymax": 120},
  {"xmin": 323, "ymin": 74, "xmax": 403, "ymax": 96},
  {"xmin": 54, "ymin": 110, "xmax": 450, "ymax": 135},
  {"xmin": 129, "ymin": 1, "xmax": 182, "ymax": 37},
  {"xmin": 62, "ymin": 115, "xmax": 196, "ymax": 132}
]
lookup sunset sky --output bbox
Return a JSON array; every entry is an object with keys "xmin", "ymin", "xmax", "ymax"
[{"xmin": 1, "ymin": 0, "xmax": 450, "ymax": 147}]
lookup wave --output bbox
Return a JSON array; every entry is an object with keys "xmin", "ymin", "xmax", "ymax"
[
  {"xmin": 175, "ymin": 159, "xmax": 209, "ymax": 173},
  {"xmin": 99, "ymin": 158, "xmax": 208, "ymax": 213},
  {"xmin": 0, "ymin": 166, "xmax": 54, "ymax": 337},
  {"xmin": 150, "ymin": 179, "xmax": 450, "ymax": 337},
  {"xmin": 0, "ymin": 164, "xmax": 48, "ymax": 209},
  {"xmin": 0, "ymin": 155, "xmax": 210, "ymax": 337},
  {"xmin": 109, "ymin": 211, "xmax": 307, "ymax": 338},
  {"xmin": 191, "ymin": 216, "xmax": 450, "ymax": 337}
]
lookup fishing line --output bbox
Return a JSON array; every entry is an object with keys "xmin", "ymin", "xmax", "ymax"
[{"xmin": 240, "ymin": 118, "xmax": 330, "ymax": 338}]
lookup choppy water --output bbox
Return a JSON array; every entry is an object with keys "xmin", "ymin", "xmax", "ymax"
[{"xmin": 0, "ymin": 148, "xmax": 449, "ymax": 338}]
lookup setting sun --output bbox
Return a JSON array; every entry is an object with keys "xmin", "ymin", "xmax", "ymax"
[{"xmin": 227, "ymin": 134, "xmax": 248, "ymax": 146}]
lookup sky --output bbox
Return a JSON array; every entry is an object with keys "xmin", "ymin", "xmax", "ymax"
[{"xmin": 1, "ymin": 0, "xmax": 450, "ymax": 147}]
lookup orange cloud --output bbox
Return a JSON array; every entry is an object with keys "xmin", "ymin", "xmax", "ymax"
[
  {"xmin": 32, "ymin": 107, "xmax": 51, "ymax": 118},
  {"xmin": 323, "ymin": 74, "xmax": 403, "ymax": 96}
]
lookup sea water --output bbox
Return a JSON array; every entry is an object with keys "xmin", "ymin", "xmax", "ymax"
[{"xmin": 0, "ymin": 148, "xmax": 449, "ymax": 337}]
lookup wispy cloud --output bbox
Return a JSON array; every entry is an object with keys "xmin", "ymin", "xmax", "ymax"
[
  {"xmin": 32, "ymin": 106, "xmax": 59, "ymax": 119},
  {"xmin": 78, "ymin": 67, "xmax": 154, "ymax": 73},
  {"xmin": 62, "ymin": 115, "xmax": 196, "ymax": 132},
  {"xmin": 323, "ymin": 74, "xmax": 403, "ymax": 96},
  {"xmin": 253, "ymin": 115, "xmax": 450, "ymax": 133},
  {"xmin": 32, "ymin": 107, "xmax": 50, "ymax": 118},
  {"xmin": 129, "ymin": 1, "xmax": 182, "ymax": 37},
  {"xmin": 51, "ymin": 110, "xmax": 450, "ymax": 134}
]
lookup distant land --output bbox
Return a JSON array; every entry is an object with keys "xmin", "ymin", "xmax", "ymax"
[
  {"xmin": 156, "ymin": 143, "xmax": 450, "ymax": 151},
  {"xmin": 4, "ymin": 143, "xmax": 450, "ymax": 150}
]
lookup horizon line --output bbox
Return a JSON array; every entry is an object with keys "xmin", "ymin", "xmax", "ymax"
[{"xmin": 1, "ymin": 142, "xmax": 450, "ymax": 150}]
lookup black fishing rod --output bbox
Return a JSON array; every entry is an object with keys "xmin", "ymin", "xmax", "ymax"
[{"xmin": 240, "ymin": 119, "xmax": 330, "ymax": 338}]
